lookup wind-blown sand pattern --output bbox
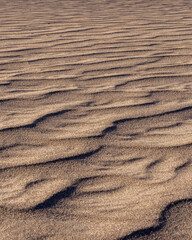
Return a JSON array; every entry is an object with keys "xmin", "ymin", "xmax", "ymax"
[{"xmin": 0, "ymin": 0, "xmax": 192, "ymax": 239}]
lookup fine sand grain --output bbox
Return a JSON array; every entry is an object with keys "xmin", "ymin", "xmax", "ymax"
[{"xmin": 0, "ymin": 0, "xmax": 192, "ymax": 239}]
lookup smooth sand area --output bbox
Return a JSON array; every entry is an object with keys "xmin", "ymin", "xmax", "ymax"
[{"xmin": 0, "ymin": 0, "xmax": 192, "ymax": 239}]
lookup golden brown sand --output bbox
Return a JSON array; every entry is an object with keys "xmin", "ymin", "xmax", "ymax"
[{"xmin": 0, "ymin": 0, "xmax": 192, "ymax": 239}]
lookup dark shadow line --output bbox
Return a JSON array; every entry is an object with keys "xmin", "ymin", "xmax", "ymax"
[
  {"xmin": 118, "ymin": 198, "xmax": 192, "ymax": 240},
  {"xmin": 33, "ymin": 185, "xmax": 76, "ymax": 210},
  {"xmin": 0, "ymin": 109, "xmax": 71, "ymax": 132}
]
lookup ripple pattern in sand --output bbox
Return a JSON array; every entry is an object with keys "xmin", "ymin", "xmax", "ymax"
[{"xmin": 0, "ymin": 0, "xmax": 192, "ymax": 239}]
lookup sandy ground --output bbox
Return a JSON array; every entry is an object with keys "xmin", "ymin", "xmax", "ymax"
[{"xmin": 0, "ymin": 0, "xmax": 192, "ymax": 239}]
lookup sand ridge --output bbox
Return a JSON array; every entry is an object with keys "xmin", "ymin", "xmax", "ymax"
[{"xmin": 0, "ymin": 0, "xmax": 192, "ymax": 239}]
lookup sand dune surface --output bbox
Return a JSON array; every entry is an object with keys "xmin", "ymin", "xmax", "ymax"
[{"xmin": 0, "ymin": 0, "xmax": 192, "ymax": 239}]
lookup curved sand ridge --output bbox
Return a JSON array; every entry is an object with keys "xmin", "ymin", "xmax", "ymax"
[{"xmin": 0, "ymin": 0, "xmax": 192, "ymax": 239}]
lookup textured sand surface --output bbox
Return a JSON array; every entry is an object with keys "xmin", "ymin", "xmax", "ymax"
[{"xmin": 0, "ymin": 0, "xmax": 192, "ymax": 239}]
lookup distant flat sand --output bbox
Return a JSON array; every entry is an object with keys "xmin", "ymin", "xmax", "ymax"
[{"xmin": 0, "ymin": 0, "xmax": 192, "ymax": 239}]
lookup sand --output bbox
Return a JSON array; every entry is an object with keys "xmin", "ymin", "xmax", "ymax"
[{"xmin": 0, "ymin": 0, "xmax": 192, "ymax": 239}]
